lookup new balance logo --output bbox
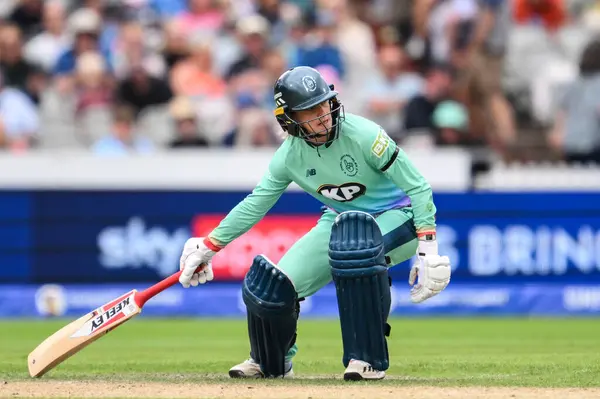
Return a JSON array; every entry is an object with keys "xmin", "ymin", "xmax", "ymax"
[{"xmin": 306, "ymin": 168, "xmax": 316, "ymax": 177}]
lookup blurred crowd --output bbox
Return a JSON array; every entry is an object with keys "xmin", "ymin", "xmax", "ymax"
[{"xmin": 0, "ymin": 0, "xmax": 599, "ymax": 163}]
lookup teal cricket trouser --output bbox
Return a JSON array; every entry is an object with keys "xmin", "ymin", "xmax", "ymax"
[{"xmin": 275, "ymin": 207, "xmax": 419, "ymax": 362}]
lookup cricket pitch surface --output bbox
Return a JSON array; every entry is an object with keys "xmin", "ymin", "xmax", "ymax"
[
  {"xmin": 2, "ymin": 318, "xmax": 598, "ymax": 399},
  {"xmin": 3, "ymin": 381, "xmax": 600, "ymax": 399}
]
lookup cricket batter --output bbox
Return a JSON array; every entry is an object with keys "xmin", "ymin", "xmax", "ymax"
[{"xmin": 178, "ymin": 66, "xmax": 451, "ymax": 381}]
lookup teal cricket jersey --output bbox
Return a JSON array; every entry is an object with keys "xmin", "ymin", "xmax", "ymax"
[{"xmin": 208, "ymin": 113, "xmax": 437, "ymax": 246}]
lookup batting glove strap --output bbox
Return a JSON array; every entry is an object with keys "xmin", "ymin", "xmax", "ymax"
[
  {"xmin": 203, "ymin": 237, "xmax": 223, "ymax": 252},
  {"xmin": 417, "ymin": 237, "xmax": 438, "ymax": 256}
]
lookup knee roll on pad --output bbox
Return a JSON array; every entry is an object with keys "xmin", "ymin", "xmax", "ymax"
[
  {"xmin": 242, "ymin": 255, "xmax": 298, "ymax": 377},
  {"xmin": 329, "ymin": 211, "xmax": 392, "ymax": 371}
]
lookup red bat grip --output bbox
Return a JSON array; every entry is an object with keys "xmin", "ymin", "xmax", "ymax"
[{"xmin": 134, "ymin": 266, "xmax": 204, "ymax": 307}]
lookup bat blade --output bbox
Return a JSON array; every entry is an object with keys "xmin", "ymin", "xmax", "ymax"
[{"xmin": 28, "ymin": 289, "xmax": 140, "ymax": 378}]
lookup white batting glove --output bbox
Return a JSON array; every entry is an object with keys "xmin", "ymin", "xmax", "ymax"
[
  {"xmin": 179, "ymin": 237, "xmax": 220, "ymax": 288},
  {"xmin": 409, "ymin": 235, "xmax": 451, "ymax": 303}
]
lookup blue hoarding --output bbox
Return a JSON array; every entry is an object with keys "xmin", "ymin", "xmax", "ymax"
[
  {"xmin": 0, "ymin": 192, "xmax": 31, "ymax": 281},
  {"xmin": 2, "ymin": 283, "xmax": 600, "ymax": 318},
  {"xmin": 0, "ymin": 191, "xmax": 599, "ymax": 284}
]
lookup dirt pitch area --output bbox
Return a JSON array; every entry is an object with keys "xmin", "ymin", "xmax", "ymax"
[{"xmin": 2, "ymin": 381, "xmax": 599, "ymax": 399}]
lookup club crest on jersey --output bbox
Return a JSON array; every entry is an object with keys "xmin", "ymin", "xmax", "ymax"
[
  {"xmin": 302, "ymin": 76, "xmax": 317, "ymax": 92},
  {"xmin": 317, "ymin": 183, "xmax": 366, "ymax": 202},
  {"xmin": 340, "ymin": 154, "xmax": 358, "ymax": 177}
]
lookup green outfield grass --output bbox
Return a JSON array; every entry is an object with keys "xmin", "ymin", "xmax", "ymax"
[{"xmin": 0, "ymin": 318, "xmax": 598, "ymax": 387}]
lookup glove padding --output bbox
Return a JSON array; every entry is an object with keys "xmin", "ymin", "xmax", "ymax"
[
  {"xmin": 179, "ymin": 237, "xmax": 217, "ymax": 288},
  {"xmin": 409, "ymin": 254, "xmax": 451, "ymax": 303}
]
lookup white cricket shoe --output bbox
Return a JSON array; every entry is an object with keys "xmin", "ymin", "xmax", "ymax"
[
  {"xmin": 343, "ymin": 359, "xmax": 386, "ymax": 381},
  {"xmin": 228, "ymin": 358, "xmax": 294, "ymax": 379}
]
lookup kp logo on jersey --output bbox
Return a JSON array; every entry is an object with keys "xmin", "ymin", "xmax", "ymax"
[{"xmin": 317, "ymin": 183, "xmax": 366, "ymax": 202}]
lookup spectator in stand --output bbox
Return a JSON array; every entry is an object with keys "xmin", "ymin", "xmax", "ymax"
[
  {"xmin": 81, "ymin": 1, "xmax": 123, "ymax": 65},
  {"xmin": 170, "ymin": 35, "xmax": 227, "ymax": 99},
  {"xmin": 173, "ymin": 0, "xmax": 226, "ymax": 41},
  {"xmin": 111, "ymin": 21, "xmax": 166, "ymax": 82},
  {"xmin": 0, "ymin": 0, "xmax": 555, "ymax": 158},
  {"xmin": 513, "ymin": 0, "xmax": 568, "ymax": 32},
  {"xmin": 404, "ymin": 63, "xmax": 456, "ymax": 132},
  {"xmin": 409, "ymin": 0, "xmax": 478, "ymax": 68},
  {"xmin": 287, "ymin": 0, "xmax": 314, "ymax": 14},
  {"xmin": 149, "ymin": 0, "xmax": 187, "ymax": 18},
  {"xmin": 254, "ymin": 0, "xmax": 290, "ymax": 46},
  {"xmin": 92, "ymin": 104, "xmax": 154, "ymax": 155},
  {"xmin": 170, "ymin": 34, "xmax": 234, "ymax": 144},
  {"xmin": 0, "ymin": 70, "xmax": 40, "ymax": 152},
  {"xmin": 458, "ymin": 0, "xmax": 516, "ymax": 153},
  {"xmin": 296, "ymin": 8, "xmax": 345, "ymax": 79},
  {"xmin": 263, "ymin": 47, "xmax": 288, "ymax": 81},
  {"xmin": 548, "ymin": 39, "xmax": 600, "ymax": 164},
  {"xmin": 432, "ymin": 100, "xmax": 472, "ymax": 146},
  {"xmin": 167, "ymin": 96, "xmax": 209, "ymax": 148},
  {"xmin": 225, "ymin": 107, "xmax": 280, "ymax": 148},
  {"xmin": 278, "ymin": 10, "xmax": 307, "ymax": 68},
  {"xmin": 73, "ymin": 51, "xmax": 113, "ymax": 117},
  {"xmin": 23, "ymin": 0, "xmax": 70, "ymax": 74},
  {"xmin": 0, "ymin": 119, "xmax": 5, "ymax": 149},
  {"xmin": 223, "ymin": 12, "xmax": 277, "ymax": 121},
  {"xmin": 317, "ymin": 0, "xmax": 378, "ymax": 113},
  {"xmin": 227, "ymin": 47, "xmax": 288, "ymax": 116},
  {"xmin": 363, "ymin": 44, "xmax": 424, "ymax": 140},
  {"xmin": 225, "ymin": 14, "xmax": 271, "ymax": 80},
  {"xmin": 78, "ymin": 0, "xmax": 105, "ymax": 16},
  {"xmin": 8, "ymin": 0, "xmax": 43, "ymax": 38},
  {"xmin": 116, "ymin": 60, "xmax": 173, "ymax": 117},
  {"xmin": 0, "ymin": 23, "xmax": 46, "ymax": 104},
  {"xmin": 161, "ymin": 20, "xmax": 191, "ymax": 70},
  {"xmin": 53, "ymin": 8, "xmax": 112, "ymax": 90}
]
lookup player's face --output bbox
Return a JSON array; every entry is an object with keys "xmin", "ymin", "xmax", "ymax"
[{"xmin": 294, "ymin": 101, "xmax": 333, "ymax": 144}]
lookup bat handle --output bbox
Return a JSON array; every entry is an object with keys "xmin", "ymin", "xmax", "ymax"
[{"xmin": 134, "ymin": 266, "xmax": 205, "ymax": 307}]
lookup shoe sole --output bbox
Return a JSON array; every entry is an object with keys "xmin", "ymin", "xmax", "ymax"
[
  {"xmin": 229, "ymin": 370, "xmax": 293, "ymax": 379},
  {"xmin": 343, "ymin": 372, "xmax": 364, "ymax": 381},
  {"xmin": 229, "ymin": 370, "xmax": 263, "ymax": 379},
  {"xmin": 344, "ymin": 372, "xmax": 385, "ymax": 381}
]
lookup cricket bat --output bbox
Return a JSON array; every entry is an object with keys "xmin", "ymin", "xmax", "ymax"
[{"xmin": 27, "ymin": 267, "xmax": 201, "ymax": 378}]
